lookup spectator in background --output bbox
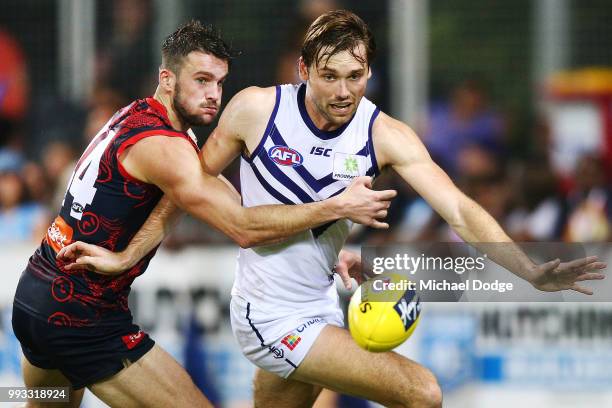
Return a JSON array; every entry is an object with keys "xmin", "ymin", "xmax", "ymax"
[
  {"xmin": 563, "ymin": 153, "xmax": 611, "ymax": 242},
  {"xmin": 0, "ymin": 161, "xmax": 48, "ymax": 243},
  {"xmin": 95, "ymin": 0, "xmax": 154, "ymax": 101},
  {"xmin": 0, "ymin": 27, "xmax": 29, "ymax": 164},
  {"xmin": 0, "ymin": 28, "xmax": 28, "ymax": 131},
  {"xmin": 40, "ymin": 140, "xmax": 78, "ymax": 210},
  {"xmin": 82, "ymin": 87, "xmax": 127, "ymax": 144},
  {"xmin": 21, "ymin": 161, "xmax": 51, "ymax": 205},
  {"xmin": 423, "ymin": 78, "xmax": 506, "ymax": 178},
  {"xmin": 506, "ymin": 159, "xmax": 565, "ymax": 241}
]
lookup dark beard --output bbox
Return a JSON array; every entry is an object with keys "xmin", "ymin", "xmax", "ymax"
[{"xmin": 173, "ymin": 84, "xmax": 208, "ymax": 127}]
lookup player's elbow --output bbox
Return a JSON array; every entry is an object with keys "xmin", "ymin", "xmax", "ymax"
[
  {"xmin": 233, "ymin": 233, "xmax": 256, "ymax": 249},
  {"xmin": 224, "ymin": 212, "xmax": 256, "ymax": 248}
]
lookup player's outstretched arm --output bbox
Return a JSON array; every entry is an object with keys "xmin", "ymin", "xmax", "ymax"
[{"xmin": 372, "ymin": 112, "xmax": 606, "ymax": 294}]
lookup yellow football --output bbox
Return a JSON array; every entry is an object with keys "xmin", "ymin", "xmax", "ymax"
[{"xmin": 348, "ymin": 273, "xmax": 421, "ymax": 352}]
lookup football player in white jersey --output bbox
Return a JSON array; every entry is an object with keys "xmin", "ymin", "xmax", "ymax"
[{"xmin": 60, "ymin": 10, "xmax": 606, "ymax": 408}]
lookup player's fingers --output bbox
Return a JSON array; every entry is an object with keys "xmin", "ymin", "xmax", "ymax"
[
  {"xmin": 57, "ymin": 243, "xmax": 79, "ymax": 260},
  {"xmin": 574, "ymin": 272, "xmax": 606, "ymax": 282},
  {"xmin": 352, "ymin": 269, "xmax": 365, "ymax": 285},
  {"xmin": 62, "ymin": 262, "xmax": 78, "ymax": 271},
  {"xmin": 75, "ymin": 257, "xmax": 100, "ymax": 272},
  {"xmin": 570, "ymin": 284, "xmax": 593, "ymax": 295},
  {"xmin": 375, "ymin": 189, "xmax": 397, "ymax": 201},
  {"xmin": 579, "ymin": 262, "xmax": 607, "ymax": 273},
  {"xmin": 335, "ymin": 263, "xmax": 352, "ymax": 290},
  {"xmin": 566, "ymin": 256, "xmax": 600, "ymax": 270},
  {"xmin": 350, "ymin": 176, "xmax": 372, "ymax": 189},
  {"xmin": 372, "ymin": 201, "xmax": 391, "ymax": 212},
  {"xmin": 542, "ymin": 258, "xmax": 561, "ymax": 273},
  {"xmin": 375, "ymin": 209, "xmax": 388, "ymax": 219},
  {"xmin": 369, "ymin": 220, "xmax": 390, "ymax": 229},
  {"xmin": 56, "ymin": 246, "xmax": 67, "ymax": 259}
]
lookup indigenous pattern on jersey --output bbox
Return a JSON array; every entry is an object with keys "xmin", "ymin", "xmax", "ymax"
[
  {"xmin": 14, "ymin": 98, "xmax": 198, "ymax": 327},
  {"xmin": 233, "ymin": 84, "xmax": 379, "ymax": 319}
]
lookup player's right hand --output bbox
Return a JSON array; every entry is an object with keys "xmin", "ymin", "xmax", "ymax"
[
  {"xmin": 56, "ymin": 241, "xmax": 130, "ymax": 275},
  {"xmin": 337, "ymin": 176, "xmax": 396, "ymax": 229}
]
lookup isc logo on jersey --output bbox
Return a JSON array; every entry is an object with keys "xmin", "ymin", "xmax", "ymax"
[{"xmin": 268, "ymin": 145, "xmax": 303, "ymax": 167}]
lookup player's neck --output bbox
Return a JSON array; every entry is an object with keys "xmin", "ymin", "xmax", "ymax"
[
  {"xmin": 153, "ymin": 87, "xmax": 190, "ymax": 132},
  {"xmin": 304, "ymin": 90, "xmax": 341, "ymax": 132}
]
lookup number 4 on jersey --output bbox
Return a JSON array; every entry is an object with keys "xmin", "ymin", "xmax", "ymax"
[{"xmin": 64, "ymin": 122, "xmax": 115, "ymax": 220}]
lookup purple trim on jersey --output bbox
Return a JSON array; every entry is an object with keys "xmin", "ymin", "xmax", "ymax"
[
  {"xmin": 249, "ymin": 161, "xmax": 296, "ymax": 205},
  {"xmin": 243, "ymin": 86, "xmax": 282, "ymax": 163},
  {"xmin": 367, "ymin": 108, "xmax": 381, "ymax": 177},
  {"xmin": 256, "ymin": 146, "xmax": 314, "ymax": 203},
  {"xmin": 297, "ymin": 83, "xmax": 355, "ymax": 140}
]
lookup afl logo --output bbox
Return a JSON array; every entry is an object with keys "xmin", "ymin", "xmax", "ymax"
[{"xmin": 268, "ymin": 145, "xmax": 303, "ymax": 167}]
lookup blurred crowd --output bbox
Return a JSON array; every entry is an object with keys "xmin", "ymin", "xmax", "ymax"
[{"xmin": 0, "ymin": 0, "xmax": 610, "ymax": 248}]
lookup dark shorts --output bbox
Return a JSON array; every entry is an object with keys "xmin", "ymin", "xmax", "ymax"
[{"xmin": 11, "ymin": 304, "xmax": 155, "ymax": 389}]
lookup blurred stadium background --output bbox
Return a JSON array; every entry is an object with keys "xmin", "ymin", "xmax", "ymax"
[{"xmin": 0, "ymin": 0, "xmax": 611, "ymax": 407}]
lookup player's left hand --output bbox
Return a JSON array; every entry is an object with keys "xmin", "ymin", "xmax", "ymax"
[
  {"xmin": 57, "ymin": 241, "xmax": 130, "ymax": 275},
  {"xmin": 530, "ymin": 256, "xmax": 606, "ymax": 295},
  {"xmin": 334, "ymin": 249, "xmax": 363, "ymax": 290}
]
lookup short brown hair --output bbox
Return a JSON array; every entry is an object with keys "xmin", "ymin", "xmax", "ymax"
[
  {"xmin": 161, "ymin": 20, "xmax": 235, "ymax": 73},
  {"xmin": 301, "ymin": 10, "xmax": 376, "ymax": 69}
]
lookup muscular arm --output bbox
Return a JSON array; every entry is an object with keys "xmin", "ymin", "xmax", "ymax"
[
  {"xmin": 121, "ymin": 136, "xmax": 338, "ymax": 248},
  {"xmin": 372, "ymin": 112, "xmax": 605, "ymax": 290}
]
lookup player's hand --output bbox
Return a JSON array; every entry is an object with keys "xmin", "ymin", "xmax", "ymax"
[
  {"xmin": 337, "ymin": 176, "xmax": 396, "ymax": 229},
  {"xmin": 334, "ymin": 249, "xmax": 363, "ymax": 290},
  {"xmin": 529, "ymin": 256, "xmax": 606, "ymax": 295},
  {"xmin": 56, "ymin": 241, "xmax": 130, "ymax": 275}
]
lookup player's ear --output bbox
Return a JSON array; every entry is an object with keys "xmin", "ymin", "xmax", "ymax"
[
  {"xmin": 159, "ymin": 67, "xmax": 176, "ymax": 92},
  {"xmin": 298, "ymin": 57, "xmax": 309, "ymax": 81},
  {"xmin": 367, "ymin": 66, "xmax": 372, "ymax": 79}
]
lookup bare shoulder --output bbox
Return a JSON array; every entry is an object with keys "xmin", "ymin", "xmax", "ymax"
[
  {"xmin": 222, "ymin": 86, "xmax": 277, "ymax": 125},
  {"xmin": 215, "ymin": 86, "xmax": 277, "ymax": 148},
  {"xmin": 121, "ymin": 135, "xmax": 199, "ymax": 184},
  {"xmin": 371, "ymin": 111, "xmax": 429, "ymax": 168}
]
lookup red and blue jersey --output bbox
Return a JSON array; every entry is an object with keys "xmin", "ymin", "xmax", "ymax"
[{"xmin": 14, "ymin": 97, "xmax": 198, "ymax": 327}]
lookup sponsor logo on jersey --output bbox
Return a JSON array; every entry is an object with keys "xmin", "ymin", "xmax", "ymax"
[
  {"xmin": 268, "ymin": 145, "xmax": 303, "ymax": 167},
  {"xmin": 310, "ymin": 146, "xmax": 332, "ymax": 157},
  {"xmin": 121, "ymin": 330, "xmax": 146, "ymax": 350},
  {"xmin": 45, "ymin": 216, "xmax": 74, "ymax": 253},
  {"xmin": 296, "ymin": 318, "xmax": 322, "ymax": 333},
  {"xmin": 332, "ymin": 152, "xmax": 366, "ymax": 180},
  {"xmin": 269, "ymin": 345, "xmax": 285, "ymax": 359},
  {"xmin": 281, "ymin": 333, "xmax": 302, "ymax": 350}
]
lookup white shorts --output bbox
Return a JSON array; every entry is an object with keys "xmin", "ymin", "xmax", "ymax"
[{"xmin": 230, "ymin": 294, "xmax": 344, "ymax": 378}]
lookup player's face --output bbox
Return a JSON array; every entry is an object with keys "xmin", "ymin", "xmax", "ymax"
[
  {"xmin": 299, "ymin": 44, "xmax": 371, "ymax": 130},
  {"xmin": 173, "ymin": 51, "xmax": 228, "ymax": 127}
]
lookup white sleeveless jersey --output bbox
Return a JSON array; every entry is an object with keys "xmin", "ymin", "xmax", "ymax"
[{"xmin": 232, "ymin": 83, "xmax": 380, "ymax": 316}]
